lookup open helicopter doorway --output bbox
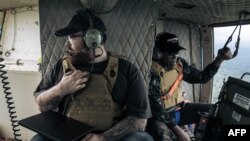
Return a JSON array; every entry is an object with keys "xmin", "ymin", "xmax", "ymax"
[{"xmin": 212, "ymin": 24, "xmax": 250, "ymax": 103}]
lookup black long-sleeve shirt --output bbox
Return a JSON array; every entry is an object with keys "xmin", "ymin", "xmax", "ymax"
[{"xmin": 149, "ymin": 57, "xmax": 220, "ymax": 128}]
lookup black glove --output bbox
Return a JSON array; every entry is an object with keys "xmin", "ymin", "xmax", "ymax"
[{"xmin": 217, "ymin": 47, "xmax": 233, "ymax": 60}]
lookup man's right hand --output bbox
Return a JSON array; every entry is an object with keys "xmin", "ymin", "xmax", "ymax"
[
  {"xmin": 172, "ymin": 125, "xmax": 191, "ymax": 141},
  {"xmin": 59, "ymin": 70, "xmax": 89, "ymax": 96}
]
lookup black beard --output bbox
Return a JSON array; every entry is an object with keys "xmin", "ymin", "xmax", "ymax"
[{"xmin": 68, "ymin": 50, "xmax": 95, "ymax": 65}]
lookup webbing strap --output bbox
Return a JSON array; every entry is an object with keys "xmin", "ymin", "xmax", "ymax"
[
  {"xmin": 161, "ymin": 73, "xmax": 183, "ymax": 99},
  {"xmin": 62, "ymin": 57, "xmax": 76, "ymax": 73}
]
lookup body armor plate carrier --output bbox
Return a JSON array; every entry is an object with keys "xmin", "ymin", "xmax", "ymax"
[{"xmin": 62, "ymin": 55, "xmax": 122, "ymax": 131}]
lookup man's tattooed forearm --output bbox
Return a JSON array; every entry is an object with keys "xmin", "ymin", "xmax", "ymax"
[
  {"xmin": 103, "ymin": 116, "xmax": 147, "ymax": 141},
  {"xmin": 111, "ymin": 116, "xmax": 135, "ymax": 136},
  {"xmin": 42, "ymin": 96, "xmax": 61, "ymax": 111}
]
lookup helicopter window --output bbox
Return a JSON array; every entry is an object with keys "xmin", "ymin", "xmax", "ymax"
[
  {"xmin": 212, "ymin": 25, "xmax": 250, "ymax": 103},
  {"xmin": 0, "ymin": 7, "xmax": 41, "ymax": 72}
]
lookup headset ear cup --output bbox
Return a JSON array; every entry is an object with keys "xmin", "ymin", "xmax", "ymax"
[
  {"xmin": 152, "ymin": 47, "xmax": 162, "ymax": 60},
  {"xmin": 83, "ymin": 28, "xmax": 103, "ymax": 48}
]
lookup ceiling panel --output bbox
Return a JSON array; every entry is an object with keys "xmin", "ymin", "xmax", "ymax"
[
  {"xmin": 158, "ymin": 0, "xmax": 250, "ymax": 26},
  {"xmin": 0, "ymin": 0, "xmax": 250, "ymax": 26}
]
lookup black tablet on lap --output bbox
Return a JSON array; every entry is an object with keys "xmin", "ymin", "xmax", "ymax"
[{"xmin": 19, "ymin": 110, "xmax": 93, "ymax": 141}]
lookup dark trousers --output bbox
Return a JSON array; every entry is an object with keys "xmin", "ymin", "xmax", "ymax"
[
  {"xmin": 30, "ymin": 131, "xmax": 154, "ymax": 141},
  {"xmin": 147, "ymin": 103, "xmax": 212, "ymax": 141}
]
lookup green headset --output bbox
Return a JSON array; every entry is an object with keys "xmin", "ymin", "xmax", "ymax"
[{"xmin": 77, "ymin": 9, "xmax": 107, "ymax": 49}]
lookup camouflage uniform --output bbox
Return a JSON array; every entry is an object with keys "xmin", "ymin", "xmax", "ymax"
[{"xmin": 147, "ymin": 57, "xmax": 219, "ymax": 141}]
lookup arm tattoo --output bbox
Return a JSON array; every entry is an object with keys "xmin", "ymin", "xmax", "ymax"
[
  {"xmin": 103, "ymin": 116, "xmax": 147, "ymax": 141},
  {"xmin": 41, "ymin": 96, "xmax": 61, "ymax": 111}
]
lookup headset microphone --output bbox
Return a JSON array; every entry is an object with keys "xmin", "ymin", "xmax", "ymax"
[
  {"xmin": 67, "ymin": 48, "xmax": 102, "ymax": 57},
  {"xmin": 67, "ymin": 49, "xmax": 86, "ymax": 56}
]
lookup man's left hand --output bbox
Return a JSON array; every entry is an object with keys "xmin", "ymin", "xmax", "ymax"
[
  {"xmin": 217, "ymin": 47, "xmax": 233, "ymax": 60},
  {"xmin": 81, "ymin": 133, "xmax": 106, "ymax": 141}
]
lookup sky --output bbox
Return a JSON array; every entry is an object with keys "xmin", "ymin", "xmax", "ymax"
[
  {"xmin": 214, "ymin": 24, "xmax": 250, "ymax": 50},
  {"xmin": 212, "ymin": 24, "xmax": 250, "ymax": 103}
]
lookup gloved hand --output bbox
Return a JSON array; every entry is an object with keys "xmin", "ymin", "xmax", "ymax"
[{"xmin": 217, "ymin": 47, "xmax": 233, "ymax": 60}]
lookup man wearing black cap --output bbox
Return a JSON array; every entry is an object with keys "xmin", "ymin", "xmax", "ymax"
[
  {"xmin": 32, "ymin": 9, "xmax": 153, "ymax": 141},
  {"xmin": 146, "ymin": 32, "xmax": 232, "ymax": 141}
]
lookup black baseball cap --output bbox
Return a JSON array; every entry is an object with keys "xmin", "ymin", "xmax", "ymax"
[
  {"xmin": 155, "ymin": 32, "xmax": 185, "ymax": 53},
  {"xmin": 54, "ymin": 8, "xmax": 106, "ymax": 37}
]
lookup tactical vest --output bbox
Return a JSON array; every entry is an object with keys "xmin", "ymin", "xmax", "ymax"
[
  {"xmin": 151, "ymin": 61, "xmax": 184, "ymax": 109},
  {"xmin": 62, "ymin": 55, "xmax": 122, "ymax": 131}
]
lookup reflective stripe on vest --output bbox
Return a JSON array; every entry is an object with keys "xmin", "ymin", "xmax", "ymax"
[
  {"xmin": 62, "ymin": 55, "xmax": 122, "ymax": 131},
  {"xmin": 161, "ymin": 72, "xmax": 183, "ymax": 100}
]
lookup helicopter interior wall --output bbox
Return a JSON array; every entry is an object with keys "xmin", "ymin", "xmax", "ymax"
[
  {"xmin": 0, "ymin": 71, "xmax": 40, "ymax": 140},
  {"xmin": 39, "ymin": 0, "xmax": 157, "ymax": 85}
]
